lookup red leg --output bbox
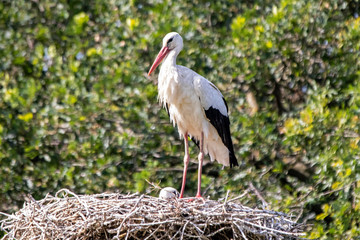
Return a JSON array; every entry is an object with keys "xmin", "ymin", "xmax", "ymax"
[
  {"xmin": 195, "ymin": 132, "xmax": 204, "ymax": 198},
  {"xmin": 179, "ymin": 133, "xmax": 190, "ymax": 199}
]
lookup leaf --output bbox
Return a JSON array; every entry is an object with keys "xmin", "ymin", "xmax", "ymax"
[
  {"xmin": 18, "ymin": 113, "xmax": 34, "ymax": 122},
  {"xmin": 331, "ymin": 182, "xmax": 342, "ymax": 190},
  {"xmin": 126, "ymin": 18, "xmax": 139, "ymax": 31},
  {"xmin": 232, "ymin": 16, "xmax": 246, "ymax": 30},
  {"xmin": 86, "ymin": 47, "xmax": 102, "ymax": 57},
  {"xmin": 265, "ymin": 41, "xmax": 273, "ymax": 49},
  {"xmin": 73, "ymin": 12, "xmax": 89, "ymax": 27}
]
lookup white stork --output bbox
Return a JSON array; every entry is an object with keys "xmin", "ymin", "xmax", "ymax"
[
  {"xmin": 159, "ymin": 187, "xmax": 180, "ymax": 200},
  {"xmin": 148, "ymin": 32, "xmax": 238, "ymax": 198}
]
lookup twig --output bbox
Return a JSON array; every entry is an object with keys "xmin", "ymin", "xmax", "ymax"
[
  {"xmin": 227, "ymin": 189, "xmax": 249, "ymax": 203},
  {"xmin": 223, "ymin": 190, "xmax": 230, "ymax": 213},
  {"xmin": 249, "ymin": 182, "xmax": 269, "ymax": 208}
]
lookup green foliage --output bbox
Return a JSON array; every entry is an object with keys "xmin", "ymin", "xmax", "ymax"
[{"xmin": 0, "ymin": 0, "xmax": 359, "ymax": 238}]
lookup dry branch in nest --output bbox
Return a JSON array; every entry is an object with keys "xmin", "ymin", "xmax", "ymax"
[{"xmin": 0, "ymin": 189, "xmax": 306, "ymax": 239}]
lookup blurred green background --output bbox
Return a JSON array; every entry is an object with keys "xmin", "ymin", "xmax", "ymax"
[{"xmin": 0, "ymin": 0, "xmax": 359, "ymax": 238}]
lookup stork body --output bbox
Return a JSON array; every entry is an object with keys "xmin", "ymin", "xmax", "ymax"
[{"xmin": 148, "ymin": 32, "xmax": 238, "ymax": 198}]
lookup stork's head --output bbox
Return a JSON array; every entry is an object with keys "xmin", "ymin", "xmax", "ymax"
[
  {"xmin": 162, "ymin": 32, "xmax": 183, "ymax": 53},
  {"xmin": 148, "ymin": 32, "xmax": 183, "ymax": 76}
]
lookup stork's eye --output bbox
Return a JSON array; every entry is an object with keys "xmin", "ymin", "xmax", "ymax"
[{"xmin": 167, "ymin": 37, "xmax": 174, "ymax": 44}]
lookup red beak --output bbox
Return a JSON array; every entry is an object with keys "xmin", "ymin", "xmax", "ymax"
[{"xmin": 148, "ymin": 46, "xmax": 170, "ymax": 76}]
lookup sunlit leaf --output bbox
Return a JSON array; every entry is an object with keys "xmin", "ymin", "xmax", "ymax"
[{"xmin": 18, "ymin": 113, "xmax": 33, "ymax": 122}]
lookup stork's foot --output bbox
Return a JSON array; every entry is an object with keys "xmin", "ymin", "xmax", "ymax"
[{"xmin": 195, "ymin": 193, "xmax": 202, "ymax": 198}]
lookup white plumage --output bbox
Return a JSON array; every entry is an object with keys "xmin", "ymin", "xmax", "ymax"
[
  {"xmin": 159, "ymin": 187, "xmax": 180, "ymax": 200},
  {"xmin": 148, "ymin": 32, "xmax": 238, "ymax": 198},
  {"xmin": 160, "ymin": 66, "xmax": 229, "ymax": 165}
]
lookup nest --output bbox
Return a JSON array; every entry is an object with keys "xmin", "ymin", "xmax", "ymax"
[{"xmin": 0, "ymin": 189, "xmax": 306, "ymax": 239}]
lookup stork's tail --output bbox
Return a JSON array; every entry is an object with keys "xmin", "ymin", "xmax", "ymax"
[{"xmin": 192, "ymin": 136, "xmax": 239, "ymax": 168}]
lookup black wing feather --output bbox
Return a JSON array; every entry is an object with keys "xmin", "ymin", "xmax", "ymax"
[
  {"xmin": 165, "ymin": 102, "xmax": 170, "ymax": 117},
  {"xmin": 204, "ymin": 98, "xmax": 238, "ymax": 168},
  {"xmin": 191, "ymin": 137, "xmax": 199, "ymax": 148}
]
